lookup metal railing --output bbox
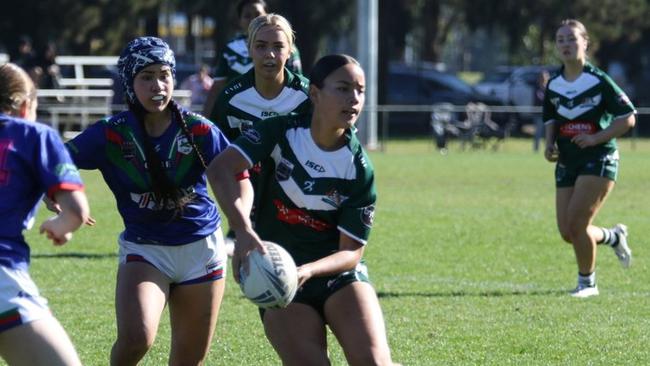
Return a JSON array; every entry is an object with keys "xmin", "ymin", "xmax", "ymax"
[{"xmin": 371, "ymin": 104, "xmax": 649, "ymax": 152}]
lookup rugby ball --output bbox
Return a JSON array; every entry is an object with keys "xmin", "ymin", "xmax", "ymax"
[{"xmin": 239, "ymin": 241, "xmax": 298, "ymax": 308}]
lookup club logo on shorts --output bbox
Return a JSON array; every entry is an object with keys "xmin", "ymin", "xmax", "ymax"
[
  {"xmin": 276, "ymin": 158, "xmax": 294, "ymax": 181},
  {"xmin": 360, "ymin": 204, "xmax": 375, "ymax": 228}
]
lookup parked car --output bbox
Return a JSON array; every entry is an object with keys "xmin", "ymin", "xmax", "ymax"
[
  {"xmin": 384, "ymin": 63, "xmax": 513, "ymax": 136},
  {"xmin": 475, "ymin": 65, "xmax": 558, "ymax": 122}
]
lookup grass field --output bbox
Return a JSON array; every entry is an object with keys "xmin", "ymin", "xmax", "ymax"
[{"xmin": 18, "ymin": 138, "xmax": 650, "ymax": 365}]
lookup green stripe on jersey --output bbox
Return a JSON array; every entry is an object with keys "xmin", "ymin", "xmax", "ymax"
[
  {"xmin": 542, "ymin": 62, "xmax": 636, "ymax": 161},
  {"xmin": 234, "ymin": 114, "xmax": 376, "ymax": 265}
]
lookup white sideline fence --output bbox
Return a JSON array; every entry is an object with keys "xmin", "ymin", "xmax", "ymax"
[
  {"xmin": 371, "ymin": 104, "xmax": 649, "ymax": 152},
  {"xmin": 37, "ymin": 89, "xmax": 193, "ymax": 139},
  {"xmin": 24, "ymin": 55, "xmax": 650, "ymax": 147}
]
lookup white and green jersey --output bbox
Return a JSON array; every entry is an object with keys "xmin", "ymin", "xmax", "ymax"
[
  {"xmin": 212, "ymin": 68, "xmax": 310, "ymax": 142},
  {"xmin": 543, "ymin": 62, "xmax": 636, "ymax": 161},
  {"xmin": 214, "ymin": 33, "xmax": 302, "ymax": 83},
  {"xmin": 232, "ymin": 114, "xmax": 376, "ymax": 265}
]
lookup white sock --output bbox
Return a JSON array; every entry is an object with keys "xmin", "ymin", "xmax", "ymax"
[{"xmin": 578, "ymin": 272, "xmax": 596, "ymax": 288}]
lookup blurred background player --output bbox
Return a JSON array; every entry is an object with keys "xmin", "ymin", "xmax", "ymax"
[
  {"xmin": 543, "ymin": 19, "xmax": 636, "ymax": 298},
  {"xmin": 212, "ymin": 13, "xmax": 311, "ymax": 255},
  {"xmin": 202, "ymin": 0, "xmax": 303, "ymax": 118},
  {"xmin": 0, "ymin": 62, "xmax": 90, "ymax": 366}
]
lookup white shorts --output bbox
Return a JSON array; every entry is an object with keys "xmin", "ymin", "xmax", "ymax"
[
  {"xmin": 0, "ymin": 266, "xmax": 51, "ymax": 332},
  {"xmin": 118, "ymin": 229, "xmax": 227, "ymax": 285}
]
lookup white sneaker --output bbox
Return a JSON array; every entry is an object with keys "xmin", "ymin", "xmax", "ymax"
[
  {"xmin": 224, "ymin": 236, "xmax": 235, "ymax": 257},
  {"xmin": 612, "ymin": 224, "xmax": 632, "ymax": 268},
  {"xmin": 570, "ymin": 285, "xmax": 599, "ymax": 298}
]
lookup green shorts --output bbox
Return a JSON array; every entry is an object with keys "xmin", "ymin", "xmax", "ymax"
[
  {"xmin": 555, "ymin": 152, "xmax": 619, "ymax": 187},
  {"xmin": 260, "ymin": 262, "xmax": 371, "ymax": 321}
]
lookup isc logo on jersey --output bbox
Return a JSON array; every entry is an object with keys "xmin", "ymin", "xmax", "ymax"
[
  {"xmin": 261, "ymin": 111, "xmax": 279, "ymax": 118},
  {"xmin": 239, "ymin": 241, "xmax": 298, "ymax": 309},
  {"xmin": 304, "ymin": 160, "xmax": 325, "ymax": 173}
]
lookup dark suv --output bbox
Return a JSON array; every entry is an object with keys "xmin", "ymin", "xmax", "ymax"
[{"xmin": 384, "ymin": 63, "xmax": 511, "ymax": 136}]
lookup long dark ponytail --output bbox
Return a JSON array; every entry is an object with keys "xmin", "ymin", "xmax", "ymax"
[{"xmin": 129, "ymin": 99, "xmax": 208, "ymax": 218}]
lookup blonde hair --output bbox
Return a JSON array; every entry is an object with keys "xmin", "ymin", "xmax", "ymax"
[
  {"xmin": 559, "ymin": 19, "xmax": 589, "ymax": 45},
  {"xmin": 0, "ymin": 63, "xmax": 36, "ymax": 115},
  {"xmin": 247, "ymin": 13, "xmax": 295, "ymax": 51}
]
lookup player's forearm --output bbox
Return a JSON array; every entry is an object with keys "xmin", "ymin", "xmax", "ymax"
[
  {"xmin": 544, "ymin": 120, "xmax": 557, "ymax": 147},
  {"xmin": 51, "ymin": 190, "xmax": 90, "ymax": 233},
  {"xmin": 207, "ymin": 151, "xmax": 254, "ymax": 232},
  {"xmin": 593, "ymin": 114, "xmax": 636, "ymax": 144}
]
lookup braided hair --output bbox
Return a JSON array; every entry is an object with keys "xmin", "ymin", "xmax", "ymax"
[
  {"xmin": 118, "ymin": 37, "xmax": 208, "ymax": 217},
  {"xmin": 128, "ymin": 99, "xmax": 209, "ymax": 217}
]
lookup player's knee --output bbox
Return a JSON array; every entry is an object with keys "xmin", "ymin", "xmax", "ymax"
[
  {"xmin": 559, "ymin": 230, "xmax": 572, "ymax": 244},
  {"xmin": 114, "ymin": 329, "xmax": 155, "ymax": 360},
  {"xmin": 566, "ymin": 220, "xmax": 588, "ymax": 242},
  {"xmin": 557, "ymin": 225, "xmax": 572, "ymax": 243},
  {"xmin": 169, "ymin": 344, "xmax": 210, "ymax": 366},
  {"xmin": 169, "ymin": 353, "xmax": 208, "ymax": 366}
]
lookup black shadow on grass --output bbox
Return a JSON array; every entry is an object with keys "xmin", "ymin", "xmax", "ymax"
[
  {"xmin": 32, "ymin": 252, "xmax": 117, "ymax": 260},
  {"xmin": 377, "ymin": 289, "xmax": 564, "ymax": 298}
]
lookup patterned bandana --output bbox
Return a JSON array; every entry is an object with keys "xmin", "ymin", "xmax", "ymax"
[{"xmin": 117, "ymin": 36, "xmax": 176, "ymax": 105}]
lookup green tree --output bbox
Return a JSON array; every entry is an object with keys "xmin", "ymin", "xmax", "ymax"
[{"xmin": 0, "ymin": 0, "xmax": 162, "ymax": 56}]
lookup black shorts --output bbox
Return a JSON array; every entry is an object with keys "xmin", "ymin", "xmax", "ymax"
[
  {"xmin": 555, "ymin": 152, "xmax": 619, "ymax": 188},
  {"xmin": 260, "ymin": 262, "xmax": 371, "ymax": 321}
]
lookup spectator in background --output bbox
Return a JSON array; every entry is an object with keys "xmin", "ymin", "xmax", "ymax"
[
  {"xmin": 532, "ymin": 69, "xmax": 550, "ymax": 152},
  {"xmin": 33, "ymin": 42, "xmax": 62, "ymax": 89},
  {"xmin": 180, "ymin": 64, "xmax": 213, "ymax": 106},
  {"xmin": 202, "ymin": 0, "xmax": 303, "ymax": 118},
  {"xmin": 11, "ymin": 36, "xmax": 37, "ymax": 75}
]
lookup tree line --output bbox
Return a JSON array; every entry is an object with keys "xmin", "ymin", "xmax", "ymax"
[{"xmin": 2, "ymin": 0, "xmax": 649, "ymax": 100}]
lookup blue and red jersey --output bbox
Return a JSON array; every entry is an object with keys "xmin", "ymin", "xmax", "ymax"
[
  {"xmin": 0, "ymin": 114, "xmax": 84, "ymax": 269},
  {"xmin": 66, "ymin": 108, "xmax": 229, "ymax": 245}
]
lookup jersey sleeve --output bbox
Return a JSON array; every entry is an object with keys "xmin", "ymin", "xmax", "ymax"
[
  {"xmin": 212, "ymin": 87, "xmax": 240, "ymax": 142},
  {"xmin": 337, "ymin": 153, "xmax": 377, "ymax": 245},
  {"xmin": 542, "ymin": 84, "xmax": 556, "ymax": 124},
  {"xmin": 601, "ymin": 73, "xmax": 636, "ymax": 119},
  {"xmin": 38, "ymin": 128, "xmax": 84, "ymax": 199},
  {"xmin": 198, "ymin": 121, "xmax": 231, "ymax": 162},
  {"xmin": 231, "ymin": 116, "xmax": 285, "ymax": 168},
  {"xmin": 65, "ymin": 120, "xmax": 107, "ymax": 170}
]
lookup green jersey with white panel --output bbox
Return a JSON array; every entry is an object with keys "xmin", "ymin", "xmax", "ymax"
[
  {"xmin": 232, "ymin": 114, "xmax": 376, "ymax": 265},
  {"xmin": 214, "ymin": 33, "xmax": 303, "ymax": 84},
  {"xmin": 212, "ymin": 68, "xmax": 310, "ymax": 142},
  {"xmin": 542, "ymin": 62, "xmax": 636, "ymax": 163}
]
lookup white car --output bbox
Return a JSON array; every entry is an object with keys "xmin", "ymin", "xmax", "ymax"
[{"xmin": 476, "ymin": 65, "xmax": 556, "ymax": 121}]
